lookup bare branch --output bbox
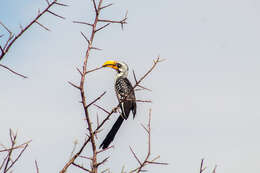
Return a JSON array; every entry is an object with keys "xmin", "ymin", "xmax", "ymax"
[
  {"xmin": 92, "ymin": 0, "xmax": 98, "ymax": 14},
  {"xmin": 45, "ymin": 0, "xmax": 50, "ymax": 5},
  {"xmin": 129, "ymin": 146, "xmax": 142, "ymax": 165},
  {"xmin": 5, "ymin": 144, "xmax": 29, "ymax": 172},
  {"xmin": 68, "ymin": 81, "xmax": 80, "ymax": 90},
  {"xmin": 0, "ymin": 0, "xmax": 66, "ymax": 63},
  {"xmin": 94, "ymin": 104, "xmax": 110, "ymax": 114},
  {"xmin": 79, "ymin": 155, "xmax": 92, "ymax": 160},
  {"xmin": 86, "ymin": 66, "xmax": 103, "ymax": 74},
  {"xmin": 96, "ymin": 145, "xmax": 113, "ymax": 154},
  {"xmin": 0, "ymin": 64, "xmax": 28, "ymax": 78},
  {"xmin": 0, "ymin": 140, "xmax": 31, "ymax": 152},
  {"xmin": 73, "ymin": 21, "xmax": 93, "ymax": 27},
  {"xmin": 80, "ymin": 32, "xmax": 90, "ymax": 45},
  {"xmin": 132, "ymin": 70, "xmax": 138, "ymax": 83},
  {"xmin": 90, "ymin": 47, "xmax": 102, "ymax": 51},
  {"xmin": 95, "ymin": 23, "xmax": 111, "ymax": 33},
  {"xmin": 72, "ymin": 162, "xmax": 92, "ymax": 173},
  {"xmin": 35, "ymin": 21, "xmax": 50, "ymax": 31},
  {"xmin": 100, "ymin": 3, "xmax": 114, "ymax": 10},
  {"xmin": 0, "ymin": 21, "xmax": 12, "ymax": 35},
  {"xmin": 47, "ymin": 10, "xmax": 65, "ymax": 20},
  {"xmin": 0, "ymin": 130, "xmax": 31, "ymax": 172},
  {"xmin": 86, "ymin": 92, "xmax": 106, "ymax": 108},
  {"xmin": 35, "ymin": 160, "xmax": 39, "ymax": 173},
  {"xmin": 97, "ymin": 156, "xmax": 109, "ymax": 167},
  {"xmin": 76, "ymin": 67, "xmax": 83, "ymax": 76},
  {"xmin": 136, "ymin": 85, "xmax": 152, "ymax": 92},
  {"xmin": 200, "ymin": 159, "xmax": 206, "ymax": 173},
  {"xmin": 54, "ymin": 2, "xmax": 69, "ymax": 7},
  {"xmin": 129, "ymin": 110, "xmax": 168, "ymax": 173}
]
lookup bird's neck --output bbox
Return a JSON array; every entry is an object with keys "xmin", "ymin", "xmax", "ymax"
[{"xmin": 116, "ymin": 71, "xmax": 128, "ymax": 80}]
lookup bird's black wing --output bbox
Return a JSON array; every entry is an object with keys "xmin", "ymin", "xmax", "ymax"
[
  {"xmin": 115, "ymin": 77, "xmax": 136, "ymax": 119},
  {"xmin": 99, "ymin": 77, "xmax": 136, "ymax": 149}
]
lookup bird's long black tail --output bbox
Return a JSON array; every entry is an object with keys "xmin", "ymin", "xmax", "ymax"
[{"xmin": 99, "ymin": 116, "xmax": 124, "ymax": 149}]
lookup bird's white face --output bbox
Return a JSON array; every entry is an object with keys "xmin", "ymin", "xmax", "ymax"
[
  {"xmin": 116, "ymin": 61, "xmax": 128, "ymax": 74},
  {"xmin": 102, "ymin": 60, "xmax": 129, "ymax": 77}
]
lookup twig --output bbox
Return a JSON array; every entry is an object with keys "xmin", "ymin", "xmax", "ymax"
[
  {"xmin": 200, "ymin": 159, "xmax": 206, "ymax": 173},
  {"xmin": 97, "ymin": 156, "xmax": 109, "ymax": 167},
  {"xmin": 80, "ymin": 32, "xmax": 90, "ymax": 45},
  {"xmin": 0, "ymin": 64, "xmax": 28, "ymax": 78},
  {"xmin": 5, "ymin": 144, "xmax": 29, "ymax": 172},
  {"xmin": 68, "ymin": 81, "xmax": 80, "ymax": 90},
  {"xmin": 95, "ymin": 23, "xmax": 111, "ymax": 33},
  {"xmin": 73, "ymin": 21, "xmax": 93, "ymax": 27},
  {"xmin": 35, "ymin": 160, "xmax": 40, "ymax": 173},
  {"xmin": 72, "ymin": 162, "xmax": 92, "ymax": 173},
  {"xmin": 86, "ymin": 92, "xmax": 106, "ymax": 108},
  {"xmin": 35, "ymin": 21, "xmax": 50, "ymax": 31},
  {"xmin": 129, "ymin": 146, "xmax": 142, "ymax": 165},
  {"xmin": 94, "ymin": 104, "xmax": 112, "ymax": 114},
  {"xmin": 129, "ymin": 110, "xmax": 168, "ymax": 173},
  {"xmin": 100, "ymin": 3, "xmax": 114, "ymax": 10},
  {"xmin": 0, "ymin": 0, "xmax": 65, "ymax": 61}
]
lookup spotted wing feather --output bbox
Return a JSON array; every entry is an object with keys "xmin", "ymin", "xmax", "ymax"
[{"xmin": 115, "ymin": 77, "xmax": 136, "ymax": 119}]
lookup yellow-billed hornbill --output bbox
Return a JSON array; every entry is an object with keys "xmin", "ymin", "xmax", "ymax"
[{"xmin": 100, "ymin": 60, "xmax": 136, "ymax": 149}]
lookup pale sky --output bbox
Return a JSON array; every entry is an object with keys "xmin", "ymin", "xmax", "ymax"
[{"xmin": 1, "ymin": 0, "xmax": 260, "ymax": 172}]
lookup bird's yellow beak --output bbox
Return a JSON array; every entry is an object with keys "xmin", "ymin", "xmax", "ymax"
[{"xmin": 102, "ymin": 60, "xmax": 119, "ymax": 70}]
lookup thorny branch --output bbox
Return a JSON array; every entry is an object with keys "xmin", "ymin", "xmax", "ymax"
[
  {"xmin": 60, "ymin": 0, "xmax": 127, "ymax": 172},
  {"xmin": 0, "ymin": 129, "xmax": 31, "ymax": 172},
  {"xmin": 60, "ymin": 0, "xmax": 165, "ymax": 172},
  {"xmin": 129, "ymin": 110, "xmax": 168, "ymax": 173},
  {"xmin": 62, "ymin": 57, "xmax": 162, "ymax": 173},
  {"xmin": 0, "ymin": 0, "xmax": 67, "ymax": 77},
  {"xmin": 199, "ymin": 159, "xmax": 217, "ymax": 173}
]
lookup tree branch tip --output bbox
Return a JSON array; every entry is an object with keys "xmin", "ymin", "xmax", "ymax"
[
  {"xmin": 68, "ymin": 81, "xmax": 80, "ymax": 89},
  {"xmin": 91, "ymin": 47, "xmax": 102, "ymax": 51},
  {"xmin": 80, "ymin": 31, "xmax": 90, "ymax": 44},
  {"xmin": 0, "ymin": 64, "xmax": 28, "ymax": 78},
  {"xmin": 35, "ymin": 21, "xmax": 50, "ymax": 31},
  {"xmin": 100, "ymin": 3, "xmax": 114, "ymax": 10},
  {"xmin": 140, "ymin": 123, "xmax": 149, "ymax": 134},
  {"xmin": 47, "ymin": 10, "xmax": 66, "ymax": 20},
  {"xmin": 54, "ymin": 2, "xmax": 69, "ymax": 7},
  {"xmin": 73, "ymin": 21, "xmax": 93, "ymax": 27},
  {"xmin": 44, "ymin": 0, "xmax": 50, "ymax": 5}
]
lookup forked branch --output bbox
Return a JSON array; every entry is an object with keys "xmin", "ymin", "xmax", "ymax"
[
  {"xmin": 0, "ymin": 0, "xmax": 67, "ymax": 77},
  {"xmin": 129, "ymin": 110, "xmax": 168, "ymax": 173},
  {"xmin": 0, "ymin": 129, "xmax": 31, "ymax": 172}
]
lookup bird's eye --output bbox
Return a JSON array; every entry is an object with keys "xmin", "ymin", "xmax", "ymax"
[{"xmin": 116, "ymin": 63, "xmax": 121, "ymax": 68}]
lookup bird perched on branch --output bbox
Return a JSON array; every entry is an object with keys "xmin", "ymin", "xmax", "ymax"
[{"xmin": 100, "ymin": 60, "xmax": 136, "ymax": 149}]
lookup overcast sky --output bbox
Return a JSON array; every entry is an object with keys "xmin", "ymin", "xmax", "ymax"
[{"xmin": 1, "ymin": 0, "xmax": 260, "ymax": 172}]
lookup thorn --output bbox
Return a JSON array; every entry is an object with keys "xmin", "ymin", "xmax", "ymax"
[
  {"xmin": 95, "ymin": 23, "xmax": 111, "ymax": 33},
  {"xmin": 54, "ymin": 2, "xmax": 69, "ymax": 7},
  {"xmin": 73, "ymin": 21, "xmax": 93, "ymax": 27},
  {"xmin": 0, "ymin": 64, "xmax": 28, "ymax": 78},
  {"xmin": 76, "ymin": 67, "xmax": 83, "ymax": 76},
  {"xmin": 80, "ymin": 32, "xmax": 90, "ymax": 44},
  {"xmin": 35, "ymin": 21, "xmax": 50, "ymax": 31},
  {"xmin": 47, "ymin": 10, "xmax": 65, "ymax": 20},
  {"xmin": 68, "ymin": 81, "xmax": 80, "ymax": 90},
  {"xmin": 44, "ymin": 0, "xmax": 50, "ymax": 5},
  {"xmin": 91, "ymin": 47, "xmax": 102, "ymax": 51},
  {"xmin": 100, "ymin": 3, "xmax": 113, "ymax": 10}
]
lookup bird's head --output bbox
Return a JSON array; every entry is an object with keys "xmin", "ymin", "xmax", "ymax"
[{"xmin": 102, "ymin": 60, "xmax": 129, "ymax": 77}]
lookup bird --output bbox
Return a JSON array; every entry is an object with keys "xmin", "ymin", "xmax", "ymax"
[{"xmin": 100, "ymin": 60, "xmax": 137, "ymax": 149}]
